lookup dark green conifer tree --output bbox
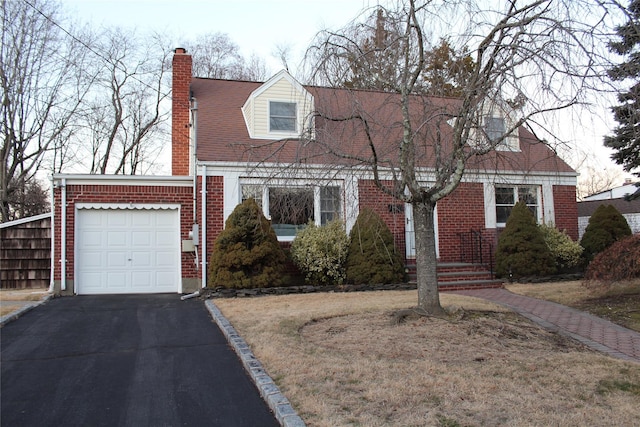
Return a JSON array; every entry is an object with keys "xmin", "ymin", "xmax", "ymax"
[
  {"xmin": 495, "ymin": 201, "xmax": 556, "ymax": 280},
  {"xmin": 604, "ymin": 0, "xmax": 640, "ymax": 198},
  {"xmin": 208, "ymin": 199, "xmax": 286, "ymax": 288},
  {"xmin": 580, "ymin": 204, "xmax": 632, "ymax": 262},
  {"xmin": 345, "ymin": 208, "xmax": 406, "ymax": 285}
]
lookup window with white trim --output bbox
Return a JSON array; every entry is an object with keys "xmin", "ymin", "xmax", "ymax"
[
  {"xmin": 240, "ymin": 184, "xmax": 342, "ymax": 239},
  {"xmin": 269, "ymin": 101, "xmax": 297, "ymax": 132},
  {"xmin": 485, "ymin": 116, "xmax": 506, "ymax": 143},
  {"xmin": 495, "ymin": 186, "xmax": 539, "ymax": 225}
]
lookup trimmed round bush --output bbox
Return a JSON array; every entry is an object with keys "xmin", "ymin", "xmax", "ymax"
[
  {"xmin": 539, "ymin": 223, "xmax": 583, "ymax": 272},
  {"xmin": 345, "ymin": 208, "xmax": 406, "ymax": 285},
  {"xmin": 580, "ymin": 204, "xmax": 632, "ymax": 263},
  {"xmin": 584, "ymin": 234, "xmax": 640, "ymax": 286},
  {"xmin": 208, "ymin": 198, "xmax": 286, "ymax": 288},
  {"xmin": 290, "ymin": 220, "xmax": 349, "ymax": 286},
  {"xmin": 495, "ymin": 201, "xmax": 556, "ymax": 280}
]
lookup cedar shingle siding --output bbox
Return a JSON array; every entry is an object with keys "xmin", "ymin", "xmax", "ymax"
[{"xmin": 1, "ymin": 215, "xmax": 51, "ymax": 289}]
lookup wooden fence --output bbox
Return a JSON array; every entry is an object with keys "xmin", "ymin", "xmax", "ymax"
[{"xmin": 1, "ymin": 213, "xmax": 51, "ymax": 289}]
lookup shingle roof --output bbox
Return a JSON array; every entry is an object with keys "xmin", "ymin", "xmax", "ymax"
[
  {"xmin": 192, "ymin": 77, "xmax": 576, "ymax": 174},
  {"xmin": 577, "ymin": 198, "xmax": 640, "ymax": 216}
]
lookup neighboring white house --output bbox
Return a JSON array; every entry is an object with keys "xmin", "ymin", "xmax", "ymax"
[{"xmin": 578, "ymin": 180, "xmax": 640, "ymax": 238}]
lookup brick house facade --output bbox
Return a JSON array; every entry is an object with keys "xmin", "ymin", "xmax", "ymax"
[{"xmin": 50, "ymin": 48, "xmax": 578, "ymax": 295}]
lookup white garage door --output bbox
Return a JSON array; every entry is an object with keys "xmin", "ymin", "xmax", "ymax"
[{"xmin": 76, "ymin": 207, "xmax": 180, "ymax": 295}]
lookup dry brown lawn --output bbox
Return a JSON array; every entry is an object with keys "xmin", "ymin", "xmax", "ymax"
[
  {"xmin": 0, "ymin": 289, "xmax": 49, "ymax": 318},
  {"xmin": 215, "ymin": 289, "xmax": 640, "ymax": 427}
]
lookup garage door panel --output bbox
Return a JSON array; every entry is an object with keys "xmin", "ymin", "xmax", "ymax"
[
  {"xmin": 107, "ymin": 252, "xmax": 128, "ymax": 268},
  {"xmin": 81, "ymin": 231, "xmax": 102, "ymax": 247},
  {"xmin": 156, "ymin": 251, "xmax": 176, "ymax": 266},
  {"xmin": 76, "ymin": 208, "xmax": 180, "ymax": 294},
  {"xmin": 132, "ymin": 251, "xmax": 151, "ymax": 267},
  {"xmin": 105, "ymin": 272, "xmax": 127, "ymax": 289},
  {"xmin": 132, "ymin": 231, "xmax": 151, "ymax": 247}
]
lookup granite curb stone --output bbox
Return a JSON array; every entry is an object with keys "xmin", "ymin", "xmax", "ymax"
[
  {"xmin": 205, "ymin": 300, "xmax": 306, "ymax": 427},
  {"xmin": 0, "ymin": 294, "xmax": 52, "ymax": 326}
]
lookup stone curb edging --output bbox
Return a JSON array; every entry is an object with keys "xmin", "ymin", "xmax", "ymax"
[
  {"xmin": 0, "ymin": 294, "xmax": 53, "ymax": 326},
  {"xmin": 204, "ymin": 300, "xmax": 306, "ymax": 427}
]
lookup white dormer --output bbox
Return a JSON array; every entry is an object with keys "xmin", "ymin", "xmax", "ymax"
[
  {"xmin": 481, "ymin": 101, "xmax": 520, "ymax": 151},
  {"xmin": 453, "ymin": 99, "xmax": 521, "ymax": 151},
  {"xmin": 242, "ymin": 70, "xmax": 314, "ymax": 140}
]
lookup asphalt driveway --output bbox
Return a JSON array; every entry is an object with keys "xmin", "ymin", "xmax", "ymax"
[{"xmin": 1, "ymin": 294, "xmax": 279, "ymax": 427}]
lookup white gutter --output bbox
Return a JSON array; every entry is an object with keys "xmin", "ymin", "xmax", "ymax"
[
  {"xmin": 201, "ymin": 164, "xmax": 207, "ymax": 288},
  {"xmin": 60, "ymin": 178, "xmax": 67, "ymax": 291}
]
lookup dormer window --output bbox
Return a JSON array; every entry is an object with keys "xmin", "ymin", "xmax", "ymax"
[
  {"xmin": 270, "ymin": 101, "xmax": 297, "ymax": 132},
  {"xmin": 485, "ymin": 116, "xmax": 506, "ymax": 143}
]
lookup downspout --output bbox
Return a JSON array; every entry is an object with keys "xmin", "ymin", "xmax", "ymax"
[
  {"xmin": 201, "ymin": 164, "xmax": 207, "ymax": 288},
  {"xmin": 48, "ymin": 176, "xmax": 55, "ymax": 293},
  {"xmin": 191, "ymin": 97, "xmax": 198, "ymax": 219},
  {"xmin": 60, "ymin": 178, "xmax": 67, "ymax": 292},
  {"xmin": 181, "ymin": 97, "xmax": 201, "ymax": 301}
]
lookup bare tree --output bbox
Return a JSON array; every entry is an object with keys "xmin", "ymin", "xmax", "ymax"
[
  {"xmin": 304, "ymin": 0, "xmax": 615, "ymax": 314},
  {"xmin": 186, "ymin": 32, "xmax": 268, "ymax": 81},
  {"xmin": 80, "ymin": 29, "xmax": 172, "ymax": 175},
  {"xmin": 0, "ymin": 0, "xmax": 93, "ymax": 221}
]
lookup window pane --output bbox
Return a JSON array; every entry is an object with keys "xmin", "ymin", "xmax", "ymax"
[
  {"xmin": 271, "ymin": 102, "xmax": 296, "ymax": 116},
  {"xmin": 270, "ymin": 101, "xmax": 296, "ymax": 131},
  {"xmin": 518, "ymin": 186, "xmax": 537, "ymax": 205},
  {"xmin": 320, "ymin": 186, "xmax": 341, "ymax": 225},
  {"xmin": 270, "ymin": 117, "xmax": 296, "ymax": 131},
  {"xmin": 495, "ymin": 187, "xmax": 514, "ymax": 205},
  {"xmin": 241, "ymin": 185, "xmax": 262, "ymax": 208},
  {"xmin": 496, "ymin": 206, "xmax": 512, "ymax": 224},
  {"xmin": 269, "ymin": 187, "xmax": 313, "ymax": 236},
  {"xmin": 485, "ymin": 116, "xmax": 505, "ymax": 142}
]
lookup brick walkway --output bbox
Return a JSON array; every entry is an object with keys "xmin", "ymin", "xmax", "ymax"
[{"xmin": 453, "ymin": 288, "xmax": 640, "ymax": 363}]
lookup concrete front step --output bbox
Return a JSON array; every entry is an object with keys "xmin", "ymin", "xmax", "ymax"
[{"xmin": 438, "ymin": 279, "xmax": 503, "ymax": 291}]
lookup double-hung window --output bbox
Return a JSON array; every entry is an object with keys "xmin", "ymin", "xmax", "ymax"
[
  {"xmin": 495, "ymin": 186, "xmax": 539, "ymax": 226},
  {"xmin": 269, "ymin": 101, "xmax": 297, "ymax": 132},
  {"xmin": 241, "ymin": 183, "xmax": 342, "ymax": 239}
]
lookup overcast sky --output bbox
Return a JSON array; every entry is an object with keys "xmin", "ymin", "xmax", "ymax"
[{"xmin": 62, "ymin": 0, "xmax": 374, "ymax": 75}]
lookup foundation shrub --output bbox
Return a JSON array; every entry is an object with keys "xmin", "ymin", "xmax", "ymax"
[
  {"xmin": 208, "ymin": 198, "xmax": 286, "ymax": 288},
  {"xmin": 345, "ymin": 208, "xmax": 406, "ymax": 285},
  {"xmin": 584, "ymin": 234, "xmax": 640, "ymax": 286},
  {"xmin": 580, "ymin": 204, "xmax": 632, "ymax": 263},
  {"xmin": 495, "ymin": 201, "xmax": 556, "ymax": 280},
  {"xmin": 539, "ymin": 223, "xmax": 583, "ymax": 272},
  {"xmin": 290, "ymin": 220, "xmax": 349, "ymax": 286}
]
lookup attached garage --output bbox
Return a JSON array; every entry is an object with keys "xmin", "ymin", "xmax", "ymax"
[{"xmin": 75, "ymin": 204, "xmax": 181, "ymax": 295}]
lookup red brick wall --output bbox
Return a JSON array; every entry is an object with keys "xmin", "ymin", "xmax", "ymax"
[
  {"xmin": 196, "ymin": 176, "xmax": 224, "ymax": 271},
  {"xmin": 437, "ymin": 182, "xmax": 486, "ymax": 262},
  {"xmin": 553, "ymin": 185, "xmax": 578, "ymax": 240},
  {"xmin": 357, "ymin": 181, "xmax": 488, "ymax": 264},
  {"xmin": 172, "ymin": 48, "xmax": 192, "ymax": 176},
  {"xmin": 52, "ymin": 183, "xmax": 195, "ymax": 289},
  {"xmin": 358, "ymin": 180, "xmax": 407, "ymax": 259}
]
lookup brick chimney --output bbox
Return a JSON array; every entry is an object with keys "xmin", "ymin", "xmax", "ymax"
[{"xmin": 172, "ymin": 48, "xmax": 192, "ymax": 176}]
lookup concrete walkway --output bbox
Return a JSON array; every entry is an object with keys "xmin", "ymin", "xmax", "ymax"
[{"xmin": 453, "ymin": 288, "xmax": 640, "ymax": 363}]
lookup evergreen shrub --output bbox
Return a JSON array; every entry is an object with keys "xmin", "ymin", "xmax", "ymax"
[
  {"xmin": 208, "ymin": 198, "xmax": 286, "ymax": 288},
  {"xmin": 495, "ymin": 201, "xmax": 556, "ymax": 280},
  {"xmin": 580, "ymin": 204, "xmax": 632, "ymax": 262},
  {"xmin": 539, "ymin": 223, "xmax": 583, "ymax": 272},
  {"xmin": 290, "ymin": 220, "xmax": 349, "ymax": 286},
  {"xmin": 345, "ymin": 208, "xmax": 406, "ymax": 285},
  {"xmin": 584, "ymin": 234, "xmax": 640, "ymax": 287}
]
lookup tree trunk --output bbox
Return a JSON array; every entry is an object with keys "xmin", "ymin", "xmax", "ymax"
[{"xmin": 413, "ymin": 200, "xmax": 445, "ymax": 315}]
